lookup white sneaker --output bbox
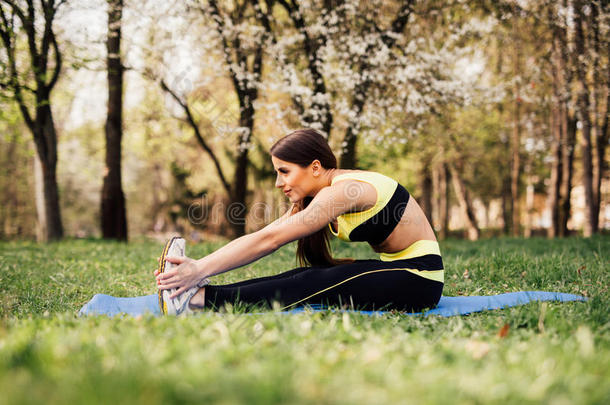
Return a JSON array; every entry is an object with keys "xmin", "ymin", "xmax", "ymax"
[{"xmin": 157, "ymin": 237, "xmax": 209, "ymax": 316}]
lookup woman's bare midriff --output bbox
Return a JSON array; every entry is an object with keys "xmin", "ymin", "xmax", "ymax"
[{"xmin": 369, "ymin": 196, "xmax": 437, "ymax": 254}]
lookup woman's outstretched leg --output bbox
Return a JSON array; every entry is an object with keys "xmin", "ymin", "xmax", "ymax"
[
  {"xmin": 192, "ymin": 259, "xmax": 443, "ymax": 312},
  {"xmin": 188, "ymin": 264, "xmax": 322, "ymax": 310}
]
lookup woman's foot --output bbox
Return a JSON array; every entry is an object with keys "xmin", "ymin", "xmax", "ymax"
[{"xmin": 189, "ymin": 287, "xmax": 206, "ymax": 309}]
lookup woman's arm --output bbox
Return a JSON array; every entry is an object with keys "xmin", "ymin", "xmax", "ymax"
[
  {"xmin": 191, "ymin": 203, "xmax": 296, "ymax": 278},
  {"xmin": 157, "ymin": 182, "xmax": 371, "ymax": 297}
]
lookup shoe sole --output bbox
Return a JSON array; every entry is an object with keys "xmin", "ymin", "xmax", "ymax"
[{"xmin": 157, "ymin": 236, "xmax": 181, "ymax": 315}]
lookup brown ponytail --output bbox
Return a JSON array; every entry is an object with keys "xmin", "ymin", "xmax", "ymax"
[{"xmin": 271, "ymin": 129, "xmax": 354, "ymax": 267}]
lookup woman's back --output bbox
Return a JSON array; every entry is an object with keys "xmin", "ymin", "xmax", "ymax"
[{"xmin": 328, "ymin": 169, "xmax": 436, "ymax": 253}]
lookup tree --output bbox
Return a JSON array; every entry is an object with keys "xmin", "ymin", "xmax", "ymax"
[
  {"xmin": 101, "ymin": 0, "xmax": 128, "ymax": 240},
  {"xmin": 137, "ymin": 0, "xmax": 269, "ymax": 237},
  {"xmin": 262, "ymin": 0, "xmax": 469, "ymax": 167},
  {"xmin": 544, "ymin": 0, "xmax": 609, "ymax": 237},
  {"xmin": 589, "ymin": 0, "xmax": 610, "ymax": 235},
  {"xmin": 509, "ymin": 3, "xmax": 522, "ymax": 237},
  {"xmin": 0, "ymin": 0, "xmax": 66, "ymax": 241},
  {"xmin": 574, "ymin": 0, "xmax": 595, "ymax": 236},
  {"xmin": 546, "ymin": 0, "xmax": 577, "ymax": 237},
  {"xmin": 573, "ymin": 0, "xmax": 610, "ymax": 236}
]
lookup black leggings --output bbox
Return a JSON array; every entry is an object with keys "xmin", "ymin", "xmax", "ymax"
[{"xmin": 203, "ymin": 255, "xmax": 444, "ymax": 312}]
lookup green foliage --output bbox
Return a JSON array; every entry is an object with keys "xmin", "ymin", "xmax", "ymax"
[
  {"xmin": 445, "ymin": 106, "xmax": 508, "ymax": 202},
  {"xmin": 0, "ymin": 237, "xmax": 608, "ymax": 404}
]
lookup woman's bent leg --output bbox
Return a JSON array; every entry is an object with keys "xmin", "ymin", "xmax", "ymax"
[{"xmin": 203, "ymin": 259, "xmax": 443, "ymax": 312}]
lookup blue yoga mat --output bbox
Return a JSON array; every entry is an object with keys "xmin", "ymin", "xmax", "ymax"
[{"xmin": 79, "ymin": 291, "xmax": 586, "ymax": 318}]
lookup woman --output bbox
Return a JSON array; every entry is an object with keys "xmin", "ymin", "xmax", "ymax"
[{"xmin": 155, "ymin": 128, "xmax": 444, "ymax": 315}]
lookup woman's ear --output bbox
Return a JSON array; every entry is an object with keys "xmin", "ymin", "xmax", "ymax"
[{"xmin": 311, "ymin": 159, "xmax": 322, "ymax": 176}]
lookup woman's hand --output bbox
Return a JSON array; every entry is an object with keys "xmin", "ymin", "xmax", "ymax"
[{"xmin": 155, "ymin": 256, "xmax": 204, "ymax": 299}]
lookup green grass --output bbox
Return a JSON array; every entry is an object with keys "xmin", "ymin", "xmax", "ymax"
[{"xmin": 0, "ymin": 236, "xmax": 608, "ymax": 404}]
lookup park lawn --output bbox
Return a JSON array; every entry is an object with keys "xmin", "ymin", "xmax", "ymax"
[{"xmin": 0, "ymin": 236, "xmax": 608, "ymax": 405}]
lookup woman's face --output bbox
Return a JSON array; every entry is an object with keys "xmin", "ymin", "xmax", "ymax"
[{"xmin": 271, "ymin": 155, "xmax": 316, "ymax": 203}]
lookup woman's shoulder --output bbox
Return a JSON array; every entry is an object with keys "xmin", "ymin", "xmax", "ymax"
[{"xmin": 330, "ymin": 169, "xmax": 396, "ymax": 185}]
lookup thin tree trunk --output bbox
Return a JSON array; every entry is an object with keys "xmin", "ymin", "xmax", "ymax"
[
  {"xmin": 448, "ymin": 162, "xmax": 479, "ymax": 241},
  {"xmin": 524, "ymin": 165, "xmax": 534, "ymax": 238},
  {"xmin": 574, "ymin": 0, "xmax": 595, "ymax": 236},
  {"xmin": 101, "ymin": 0, "xmax": 128, "ymax": 240},
  {"xmin": 559, "ymin": 116, "xmax": 576, "ymax": 236},
  {"xmin": 511, "ymin": 99, "xmax": 521, "ymax": 237},
  {"xmin": 511, "ymin": 7, "xmax": 522, "ymax": 237},
  {"xmin": 548, "ymin": 11, "xmax": 564, "ymax": 238},
  {"xmin": 34, "ymin": 154, "xmax": 47, "ymax": 242},
  {"xmin": 589, "ymin": 0, "xmax": 609, "ymax": 234},
  {"xmin": 432, "ymin": 163, "xmax": 449, "ymax": 239},
  {"xmin": 595, "ymin": 62, "xmax": 610, "ymax": 231},
  {"xmin": 556, "ymin": 0, "xmax": 576, "ymax": 237},
  {"xmin": 440, "ymin": 164, "xmax": 449, "ymax": 238},
  {"xmin": 419, "ymin": 164, "xmax": 433, "ymax": 226},
  {"xmin": 548, "ymin": 102, "xmax": 563, "ymax": 238},
  {"xmin": 501, "ymin": 157, "xmax": 512, "ymax": 235}
]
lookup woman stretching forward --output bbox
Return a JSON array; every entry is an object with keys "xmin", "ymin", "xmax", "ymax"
[{"xmin": 155, "ymin": 129, "xmax": 443, "ymax": 315}]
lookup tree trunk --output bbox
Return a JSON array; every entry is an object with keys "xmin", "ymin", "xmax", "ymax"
[
  {"xmin": 419, "ymin": 164, "xmax": 433, "ymax": 226},
  {"xmin": 340, "ymin": 75, "xmax": 369, "ymax": 169},
  {"xmin": 448, "ymin": 162, "xmax": 479, "ymax": 241},
  {"xmin": 594, "ymin": 73, "xmax": 609, "ymax": 233},
  {"xmin": 501, "ymin": 164, "xmax": 512, "ymax": 235},
  {"xmin": 574, "ymin": 0, "xmax": 595, "ymax": 236},
  {"xmin": 40, "ymin": 155, "xmax": 63, "ymax": 241},
  {"xmin": 524, "ymin": 165, "xmax": 534, "ymax": 238},
  {"xmin": 511, "ymin": 98, "xmax": 521, "ymax": 237},
  {"xmin": 511, "ymin": 10, "xmax": 522, "ymax": 237},
  {"xmin": 34, "ymin": 155, "xmax": 47, "ymax": 242},
  {"xmin": 547, "ymin": 102, "xmax": 562, "ymax": 238},
  {"xmin": 432, "ymin": 163, "xmax": 449, "ymax": 239},
  {"xmin": 559, "ymin": 116, "xmax": 576, "ymax": 236},
  {"xmin": 340, "ymin": 126, "xmax": 358, "ymax": 169},
  {"xmin": 101, "ymin": 0, "xmax": 128, "ymax": 240},
  {"xmin": 230, "ymin": 121, "xmax": 252, "ymax": 238},
  {"xmin": 33, "ymin": 105, "xmax": 63, "ymax": 241},
  {"xmin": 548, "ymin": 15, "xmax": 565, "ymax": 238},
  {"xmin": 439, "ymin": 164, "xmax": 449, "ymax": 238},
  {"xmin": 589, "ymin": 0, "xmax": 609, "ymax": 236},
  {"xmin": 552, "ymin": 0, "xmax": 576, "ymax": 238}
]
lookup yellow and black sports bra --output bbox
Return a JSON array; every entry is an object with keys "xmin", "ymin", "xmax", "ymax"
[{"xmin": 328, "ymin": 171, "xmax": 410, "ymax": 245}]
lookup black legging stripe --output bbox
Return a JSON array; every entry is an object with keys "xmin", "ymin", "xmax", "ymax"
[{"xmin": 203, "ymin": 257, "xmax": 444, "ymax": 312}]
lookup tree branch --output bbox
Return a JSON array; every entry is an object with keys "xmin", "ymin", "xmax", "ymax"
[
  {"xmin": 276, "ymin": 0, "xmax": 333, "ymax": 134},
  {"xmin": 40, "ymin": 0, "xmax": 55, "ymax": 83},
  {"xmin": 46, "ymin": 21, "xmax": 61, "ymax": 90},
  {"xmin": 23, "ymin": 0, "xmax": 41, "ymax": 77},
  {"xmin": 0, "ymin": 3, "xmax": 35, "ymax": 131},
  {"xmin": 255, "ymin": 0, "xmax": 305, "ymax": 116},
  {"xmin": 206, "ymin": 0, "xmax": 244, "ymax": 99},
  {"xmin": 158, "ymin": 77, "xmax": 232, "ymax": 197}
]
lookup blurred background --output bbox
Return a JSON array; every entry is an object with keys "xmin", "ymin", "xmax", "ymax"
[{"xmin": 0, "ymin": 0, "xmax": 608, "ymax": 243}]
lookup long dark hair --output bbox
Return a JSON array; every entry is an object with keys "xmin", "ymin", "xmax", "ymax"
[{"xmin": 270, "ymin": 129, "xmax": 354, "ymax": 267}]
